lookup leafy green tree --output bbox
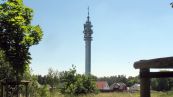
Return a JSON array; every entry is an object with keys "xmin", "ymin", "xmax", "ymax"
[
  {"xmin": 97, "ymin": 75, "xmax": 130, "ymax": 86},
  {"xmin": 46, "ymin": 68, "xmax": 59, "ymax": 97},
  {"xmin": 37, "ymin": 75, "xmax": 47, "ymax": 85},
  {"xmin": 0, "ymin": 0, "xmax": 43, "ymax": 96},
  {"xmin": 46, "ymin": 68, "xmax": 59, "ymax": 89},
  {"xmin": 22, "ymin": 74, "xmax": 40, "ymax": 97},
  {"xmin": 151, "ymin": 78, "xmax": 159, "ymax": 90},
  {"xmin": 0, "ymin": 49, "xmax": 15, "ymax": 95},
  {"xmin": 151, "ymin": 71, "xmax": 173, "ymax": 91},
  {"xmin": 59, "ymin": 66, "xmax": 98, "ymax": 95},
  {"xmin": 60, "ymin": 66, "xmax": 77, "ymax": 94},
  {"xmin": 126, "ymin": 76, "xmax": 139, "ymax": 87},
  {"xmin": 39, "ymin": 85, "xmax": 50, "ymax": 97},
  {"xmin": 168, "ymin": 78, "xmax": 173, "ymax": 90},
  {"xmin": 151, "ymin": 78, "xmax": 170, "ymax": 91},
  {"xmin": 0, "ymin": 0, "xmax": 43, "ymax": 77},
  {"xmin": 151, "ymin": 77, "xmax": 173, "ymax": 91},
  {"xmin": 80, "ymin": 74, "xmax": 98, "ymax": 94}
]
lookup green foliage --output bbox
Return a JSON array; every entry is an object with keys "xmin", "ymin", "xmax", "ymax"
[
  {"xmin": 0, "ymin": 49, "xmax": 15, "ymax": 80},
  {"xmin": 36, "ymin": 68, "xmax": 59, "ymax": 96},
  {"xmin": 0, "ymin": 49, "xmax": 15, "ymax": 94},
  {"xmin": 151, "ymin": 78, "xmax": 173, "ymax": 91},
  {"xmin": 28, "ymin": 77, "xmax": 40, "ymax": 97},
  {"xmin": 151, "ymin": 71, "xmax": 173, "ymax": 91},
  {"xmin": 126, "ymin": 76, "xmax": 139, "ymax": 87},
  {"xmin": 22, "ymin": 74, "xmax": 51, "ymax": 97},
  {"xmin": 37, "ymin": 75, "xmax": 47, "ymax": 85},
  {"xmin": 18, "ymin": 69, "xmax": 40, "ymax": 97},
  {"xmin": 28, "ymin": 80, "xmax": 50, "ymax": 97},
  {"xmin": 73, "ymin": 74, "xmax": 98, "ymax": 95},
  {"xmin": 39, "ymin": 85, "xmax": 50, "ymax": 97},
  {"xmin": 0, "ymin": 0, "xmax": 43, "ymax": 75},
  {"xmin": 59, "ymin": 66, "xmax": 98, "ymax": 95},
  {"xmin": 46, "ymin": 68, "xmax": 59, "ymax": 89}
]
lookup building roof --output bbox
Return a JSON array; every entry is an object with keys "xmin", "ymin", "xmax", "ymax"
[
  {"xmin": 131, "ymin": 83, "xmax": 140, "ymax": 87},
  {"xmin": 110, "ymin": 82, "xmax": 126, "ymax": 89},
  {"xmin": 96, "ymin": 81, "xmax": 109, "ymax": 89}
]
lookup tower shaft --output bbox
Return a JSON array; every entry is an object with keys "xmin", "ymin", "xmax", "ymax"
[{"xmin": 85, "ymin": 40, "xmax": 91, "ymax": 74}]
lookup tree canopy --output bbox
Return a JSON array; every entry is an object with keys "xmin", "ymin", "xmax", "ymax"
[
  {"xmin": 59, "ymin": 66, "xmax": 98, "ymax": 95},
  {"xmin": 0, "ymin": 0, "xmax": 43, "ymax": 76}
]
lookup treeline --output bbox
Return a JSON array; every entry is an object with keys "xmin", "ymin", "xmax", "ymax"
[
  {"xmin": 28, "ymin": 66, "xmax": 98, "ymax": 95},
  {"xmin": 35, "ymin": 66, "xmax": 98, "ymax": 95},
  {"xmin": 151, "ymin": 78, "xmax": 173, "ymax": 91},
  {"xmin": 36, "ymin": 71, "xmax": 139, "ymax": 89}
]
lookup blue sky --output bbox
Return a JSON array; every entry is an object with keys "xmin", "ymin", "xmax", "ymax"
[{"xmin": 24, "ymin": 0, "xmax": 173, "ymax": 77}]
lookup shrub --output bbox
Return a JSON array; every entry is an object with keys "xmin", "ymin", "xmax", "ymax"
[
  {"xmin": 59, "ymin": 66, "xmax": 98, "ymax": 95},
  {"xmin": 39, "ymin": 85, "xmax": 50, "ymax": 97}
]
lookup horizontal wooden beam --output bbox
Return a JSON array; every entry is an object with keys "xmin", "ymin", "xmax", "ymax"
[
  {"xmin": 140, "ymin": 71, "xmax": 173, "ymax": 78},
  {"xmin": 134, "ymin": 56, "xmax": 173, "ymax": 69}
]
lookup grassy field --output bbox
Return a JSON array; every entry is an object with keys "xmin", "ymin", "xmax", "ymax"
[{"xmin": 54, "ymin": 91, "xmax": 173, "ymax": 97}]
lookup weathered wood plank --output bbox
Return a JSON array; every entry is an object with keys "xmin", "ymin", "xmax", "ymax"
[{"xmin": 134, "ymin": 57, "xmax": 173, "ymax": 69}]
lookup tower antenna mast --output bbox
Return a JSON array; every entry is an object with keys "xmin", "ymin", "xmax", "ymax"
[{"xmin": 87, "ymin": 6, "xmax": 90, "ymax": 21}]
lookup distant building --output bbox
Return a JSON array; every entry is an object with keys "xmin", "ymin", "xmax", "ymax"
[
  {"xmin": 129, "ymin": 83, "xmax": 140, "ymax": 92},
  {"xmin": 96, "ymin": 81, "xmax": 110, "ymax": 90},
  {"xmin": 110, "ymin": 82, "xmax": 127, "ymax": 91}
]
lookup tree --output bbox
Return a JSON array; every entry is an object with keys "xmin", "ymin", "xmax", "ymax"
[
  {"xmin": 97, "ymin": 75, "xmax": 129, "ymax": 86},
  {"xmin": 46, "ymin": 68, "xmax": 59, "ymax": 89},
  {"xmin": 0, "ymin": 49, "xmax": 15, "ymax": 95},
  {"xmin": 0, "ymin": 0, "xmax": 43, "ymax": 96},
  {"xmin": 151, "ymin": 71, "xmax": 173, "ymax": 91},
  {"xmin": 46, "ymin": 68, "xmax": 59, "ymax": 97},
  {"xmin": 59, "ymin": 66, "xmax": 77, "ymax": 94},
  {"xmin": 59, "ymin": 66, "xmax": 98, "ymax": 95},
  {"xmin": 39, "ymin": 85, "xmax": 50, "ymax": 97},
  {"xmin": 0, "ymin": 0, "xmax": 43, "ymax": 77},
  {"xmin": 151, "ymin": 78, "xmax": 170, "ymax": 91},
  {"xmin": 126, "ymin": 76, "xmax": 139, "ymax": 87},
  {"xmin": 37, "ymin": 75, "xmax": 47, "ymax": 85}
]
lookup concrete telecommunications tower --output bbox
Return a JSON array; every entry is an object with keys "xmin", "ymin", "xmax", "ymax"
[{"xmin": 83, "ymin": 7, "xmax": 93, "ymax": 75}]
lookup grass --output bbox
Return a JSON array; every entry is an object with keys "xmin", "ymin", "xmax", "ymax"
[{"xmin": 53, "ymin": 91, "xmax": 173, "ymax": 97}]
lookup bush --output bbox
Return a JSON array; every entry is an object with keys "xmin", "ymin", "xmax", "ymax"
[
  {"xmin": 59, "ymin": 66, "xmax": 98, "ymax": 95},
  {"xmin": 39, "ymin": 85, "xmax": 50, "ymax": 97},
  {"xmin": 151, "ymin": 78, "xmax": 171, "ymax": 91},
  {"xmin": 25, "ymin": 75, "xmax": 50, "ymax": 97}
]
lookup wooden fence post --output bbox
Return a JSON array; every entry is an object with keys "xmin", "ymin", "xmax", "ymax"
[
  {"xmin": 26, "ymin": 83, "xmax": 28, "ymax": 97},
  {"xmin": 1, "ymin": 83, "xmax": 3, "ymax": 97},
  {"xmin": 140, "ymin": 69, "xmax": 150, "ymax": 97}
]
